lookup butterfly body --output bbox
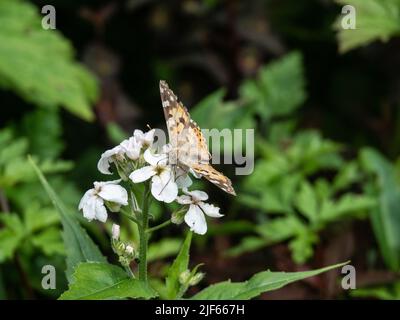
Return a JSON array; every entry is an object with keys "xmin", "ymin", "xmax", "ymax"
[{"xmin": 159, "ymin": 80, "xmax": 236, "ymax": 196}]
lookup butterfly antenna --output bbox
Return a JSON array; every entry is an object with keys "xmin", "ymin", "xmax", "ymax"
[{"xmin": 158, "ymin": 169, "xmax": 175, "ymax": 195}]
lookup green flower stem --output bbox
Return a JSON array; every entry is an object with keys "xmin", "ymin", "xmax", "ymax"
[
  {"xmin": 146, "ymin": 220, "xmax": 171, "ymax": 234},
  {"xmin": 124, "ymin": 265, "xmax": 135, "ymax": 278},
  {"xmin": 138, "ymin": 183, "xmax": 150, "ymax": 282},
  {"xmin": 120, "ymin": 208, "xmax": 140, "ymax": 225}
]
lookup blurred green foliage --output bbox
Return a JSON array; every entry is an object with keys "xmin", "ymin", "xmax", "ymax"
[
  {"xmin": 0, "ymin": 0, "xmax": 98, "ymax": 121},
  {"xmin": 361, "ymin": 149, "xmax": 400, "ymax": 271},
  {"xmin": 192, "ymin": 53, "xmax": 379, "ymax": 264},
  {"xmin": 231, "ymin": 134, "xmax": 377, "ymax": 264},
  {"xmin": 1, "ymin": 0, "xmax": 400, "ymax": 299},
  {"xmin": 334, "ymin": 0, "xmax": 400, "ymax": 53},
  {"xmin": 0, "ymin": 125, "xmax": 79, "ymax": 298},
  {"xmin": 0, "ymin": 0, "xmax": 96, "ymax": 298}
]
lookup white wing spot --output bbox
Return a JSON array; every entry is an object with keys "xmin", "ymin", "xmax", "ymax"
[{"xmin": 163, "ymin": 100, "xmax": 170, "ymax": 107}]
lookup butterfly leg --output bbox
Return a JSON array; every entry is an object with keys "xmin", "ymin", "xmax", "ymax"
[{"xmin": 157, "ymin": 165, "xmax": 176, "ymax": 196}]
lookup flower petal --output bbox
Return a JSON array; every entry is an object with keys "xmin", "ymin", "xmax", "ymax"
[
  {"xmin": 161, "ymin": 143, "xmax": 172, "ymax": 154},
  {"xmin": 190, "ymin": 168, "xmax": 202, "ymax": 179},
  {"xmin": 144, "ymin": 149, "xmax": 167, "ymax": 166},
  {"xmin": 97, "ymin": 146, "xmax": 123, "ymax": 174},
  {"xmin": 79, "ymin": 189, "xmax": 95, "ymax": 210},
  {"xmin": 184, "ymin": 204, "xmax": 207, "ymax": 235},
  {"xmin": 151, "ymin": 170, "xmax": 178, "ymax": 203},
  {"xmin": 94, "ymin": 197, "xmax": 108, "ymax": 222},
  {"xmin": 94, "ymin": 179, "xmax": 122, "ymax": 189},
  {"xmin": 198, "ymin": 202, "xmax": 223, "ymax": 218},
  {"xmin": 183, "ymin": 188, "xmax": 208, "ymax": 202},
  {"xmin": 129, "ymin": 166, "xmax": 155, "ymax": 183},
  {"xmin": 134, "ymin": 129, "xmax": 155, "ymax": 148},
  {"xmin": 97, "ymin": 183, "xmax": 128, "ymax": 205},
  {"xmin": 143, "ymin": 129, "xmax": 155, "ymax": 145},
  {"xmin": 175, "ymin": 168, "xmax": 192, "ymax": 189},
  {"xmin": 80, "ymin": 193, "xmax": 97, "ymax": 221},
  {"xmin": 133, "ymin": 129, "xmax": 144, "ymax": 141},
  {"xmin": 120, "ymin": 137, "xmax": 141, "ymax": 160},
  {"xmin": 176, "ymin": 194, "xmax": 193, "ymax": 205},
  {"xmin": 112, "ymin": 224, "xmax": 120, "ymax": 240}
]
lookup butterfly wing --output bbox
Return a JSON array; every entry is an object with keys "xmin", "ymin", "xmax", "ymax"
[
  {"xmin": 159, "ymin": 80, "xmax": 189, "ymax": 149},
  {"xmin": 159, "ymin": 80, "xmax": 210, "ymax": 163},
  {"xmin": 159, "ymin": 80, "xmax": 235, "ymax": 196},
  {"xmin": 191, "ymin": 163, "xmax": 236, "ymax": 196}
]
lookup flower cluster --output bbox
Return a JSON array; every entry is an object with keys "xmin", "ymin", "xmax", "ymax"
[
  {"xmin": 78, "ymin": 128, "xmax": 222, "ymax": 235},
  {"xmin": 111, "ymin": 223, "xmax": 136, "ymax": 267}
]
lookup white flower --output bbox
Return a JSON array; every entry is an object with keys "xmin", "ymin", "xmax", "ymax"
[
  {"xmin": 97, "ymin": 146, "xmax": 125, "ymax": 174},
  {"xmin": 79, "ymin": 180, "xmax": 128, "ymax": 222},
  {"xmin": 134, "ymin": 129, "xmax": 155, "ymax": 149},
  {"xmin": 112, "ymin": 224, "xmax": 120, "ymax": 240},
  {"xmin": 176, "ymin": 188, "xmax": 223, "ymax": 235},
  {"xmin": 125, "ymin": 245, "xmax": 134, "ymax": 255},
  {"xmin": 129, "ymin": 149, "xmax": 178, "ymax": 203},
  {"xmin": 175, "ymin": 167, "xmax": 193, "ymax": 189},
  {"xmin": 120, "ymin": 136, "xmax": 141, "ymax": 160},
  {"xmin": 97, "ymin": 129, "xmax": 155, "ymax": 175},
  {"xmin": 159, "ymin": 144, "xmax": 192, "ymax": 189}
]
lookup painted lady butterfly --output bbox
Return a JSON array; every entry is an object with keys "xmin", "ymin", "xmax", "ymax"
[{"xmin": 159, "ymin": 80, "xmax": 236, "ymax": 196}]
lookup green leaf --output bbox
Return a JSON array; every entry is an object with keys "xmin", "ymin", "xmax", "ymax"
[
  {"xmin": 320, "ymin": 194, "xmax": 376, "ymax": 222},
  {"xmin": 23, "ymin": 202, "xmax": 59, "ymax": 233},
  {"xmin": 22, "ymin": 109, "xmax": 64, "ymax": 159},
  {"xmin": 0, "ymin": 137, "xmax": 27, "ymax": 166},
  {"xmin": 59, "ymin": 262, "xmax": 157, "ymax": 300},
  {"xmin": 28, "ymin": 156, "xmax": 106, "ymax": 282},
  {"xmin": 334, "ymin": 0, "xmax": 400, "ymax": 53},
  {"xmin": 208, "ymin": 220, "xmax": 256, "ymax": 236},
  {"xmin": 106, "ymin": 122, "xmax": 129, "ymax": 145},
  {"xmin": 0, "ymin": 213, "xmax": 25, "ymax": 262},
  {"xmin": 255, "ymin": 216, "xmax": 305, "ymax": 242},
  {"xmin": 295, "ymin": 181, "xmax": 319, "ymax": 222},
  {"xmin": 190, "ymin": 90, "xmax": 255, "ymax": 154},
  {"xmin": 165, "ymin": 231, "xmax": 192, "ymax": 299},
  {"xmin": 32, "ymin": 227, "xmax": 65, "ymax": 256},
  {"xmin": 191, "ymin": 261, "xmax": 348, "ymax": 300},
  {"xmin": 147, "ymin": 238, "xmax": 182, "ymax": 263},
  {"xmin": 191, "ymin": 89, "xmax": 255, "ymax": 131},
  {"xmin": 351, "ymin": 282, "xmax": 400, "ymax": 299},
  {"xmin": 360, "ymin": 148, "xmax": 400, "ymax": 270},
  {"xmin": 289, "ymin": 230, "xmax": 318, "ymax": 264},
  {"xmin": 240, "ymin": 51, "xmax": 306, "ymax": 121},
  {"xmin": 333, "ymin": 161, "xmax": 361, "ymax": 191},
  {"xmin": 0, "ymin": 0, "xmax": 98, "ymax": 120},
  {"xmin": 226, "ymin": 236, "xmax": 269, "ymax": 257},
  {"xmin": 0, "ymin": 129, "xmax": 73, "ymax": 187},
  {"xmin": 288, "ymin": 131, "xmax": 343, "ymax": 173}
]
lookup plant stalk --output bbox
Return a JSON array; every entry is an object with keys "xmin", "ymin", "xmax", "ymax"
[
  {"xmin": 146, "ymin": 220, "xmax": 171, "ymax": 233},
  {"xmin": 138, "ymin": 184, "xmax": 150, "ymax": 282}
]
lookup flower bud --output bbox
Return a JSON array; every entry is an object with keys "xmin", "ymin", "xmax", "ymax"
[
  {"xmin": 105, "ymin": 201, "xmax": 122, "ymax": 213},
  {"xmin": 115, "ymin": 242, "xmax": 126, "ymax": 255},
  {"xmin": 171, "ymin": 208, "xmax": 186, "ymax": 225},
  {"xmin": 179, "ymin": 269, "xmax": 191, "ymax": 285},
  {"xmin": 112, "ymin": 224, "xmax": 120, "ymax": 240},
  {"xmin": 189, "ymin": 272, "xmax": 205, "ymax": 286},
  {"xmin": 125, "ymin": 245, "xmax": 134, "ymax": 255},
  {"xmin": 119, "ymin": 256, "xmax": 130, "ymax": 267},
  {"xmin": 115, "ymin": 161, "xmax": 129, "ymax": 181},
  {"xmin": 124, "ymin": 243, "xmax": 137, "ymax": 260}
]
